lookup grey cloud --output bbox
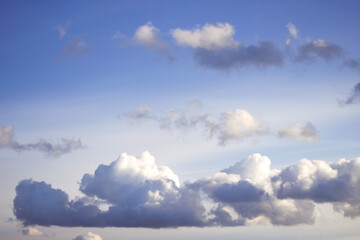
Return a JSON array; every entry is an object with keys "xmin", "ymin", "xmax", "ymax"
[
  {"xmin": 13, "ymin": 152, "xmax": 360, "ymax": 228},
  {"xmin": 344, "ymin": 58, "xmax": 360, "ymax": 72},
  {"xmin": 194, "ymin": 41, "xmax": 284, "ymax": 70},
  {"xmin": 122, "ymin": 106, "xmax": 154, "ymax": 120},
  {"xmin": 340, "ymin": 82, "xmax": 360, "ymax": 105},
  {"xmin": 295, "ymin": 39, "xmax": 343, "ymax": 62},
  {"xmin": 278, "ymin": 122, "xmax": 318, "ymax": 142},
  {"xmin": 0, "ymin": 125, "xmax": 84, "ymax": 157}
]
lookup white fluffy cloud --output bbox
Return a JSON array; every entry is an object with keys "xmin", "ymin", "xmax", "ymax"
[
  {"xmin": 134, "ymin": 22, "xmax": 167, "ymax": 49},
  {"xmin": 171, "ymin": 23, "xmax": 238, "ymax": 50},
  {"xmin": 22, "ymin": 227, "xmax": 45, "ymax": 237},
  {"xmin": 0, "ymin": 125, "xmax": 84, "ymax": 157},
  {"xmin": 278, "ymin": 122, "xmax": 318, "ymax": 142},
  {"xmin": 73, "ymin": 232, "xmax": 102, "ymax": 240},
  {"xmin": 217, "ymin": 109, "xmax": 267, "ymax": 145},
  {"xmin": 13, "ymin": 152, "xmax": 360, "ymax": 228}
]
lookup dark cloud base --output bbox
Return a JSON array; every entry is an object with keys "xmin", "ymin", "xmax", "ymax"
[{"xmin": 13, "ymin": 153, "xmax": 360, "ymax": 228}]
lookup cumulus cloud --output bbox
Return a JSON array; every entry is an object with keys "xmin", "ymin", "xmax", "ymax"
[
  {"xmin": 340, "ymin": 82, "xmax": 360, "ymax": 105},
  {"xmin": 14, "ymin": 152, "xmax": 360, "ymax": 228},
  {"xmin": 278, "ymin": 122, "xmax": 318, "ymax": 142},
  {"xmin": 114, "ymin": 22, "xmax": 174, "ymax": 61},
  {"xmin": 57, "ymin": 35, "xmax": 91, "ymax": 60},
  {"xmin": 286, "ymin": 22, "xmax": 299, "ymax": 45},
  {"xmin": 171, "ymin": 23, "xmax": 283, "ymax": 70},
  {"xmin": 55, "ymin": 22, "xmax": 70, "ymax": 39},
  {"xmin": 217, "ymin": 109, "xmax": 268, "ymax": 145},
  {"xmin": 171, "ymin": 23, "xmax": 238, "ymax": 50},
  {"xmin": 272, "ymin": 157, "xmax": 360, "ymax": 218},
  {"xmin": 120, "ymin": 102, "xmax": 269, "ymax": 145},
  {"xmin": 73, "ymin": 232, "xmax": 102, "ymax": 240},
  {"xmin": 14, "ymin": 152, "xmax": 205, "ymax": 228},
  {"xmin": 295, "ymin": 39, "xmax": 343, "ymax": 62},
  {"xmin": 0, "ymin": 125, "xmax": 84, "ymax": 157},
  {"xmin": 22, "ymin": 227, "xmax": 45, "ymax": 237},
  {"xmin": 121, "ymin": 101, "xmax": 320, "ymax": 145}
]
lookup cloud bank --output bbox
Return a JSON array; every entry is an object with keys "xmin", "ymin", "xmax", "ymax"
[
  {"xmin": 121, "ymin": 101, "xmax": 317, "ymax": 145},
  {"xmin": 0, "ymin": 125, "xmax": 84, "ymax": 157},
  {"xmin": 13, "ymin": 152, "xmax": 360, "ymax": 228}
]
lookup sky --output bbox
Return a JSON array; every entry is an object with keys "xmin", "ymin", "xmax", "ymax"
[{"xmin": 1, "ymin": 0, "xmax": 360, "ymax": 239}]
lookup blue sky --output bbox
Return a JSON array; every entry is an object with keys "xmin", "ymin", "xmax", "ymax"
[{"xmin": 1, "ymin": 1, "xmax": 360, "ymax": 240}]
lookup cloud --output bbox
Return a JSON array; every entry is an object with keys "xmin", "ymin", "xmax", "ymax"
[
  {"xmin": 171, "ymin": 23, "xmax": 283, "ymax": 70},
  {"xmin": 171, "ymin": 23, "xmax": 238, "ymax": 50},
  {"xmin": 217, "ymin": 109, "xmax": 268, "ymax": 145},
  {"xmin": 14, "ymin": 152, "xmax": 205, "ymax": 228},
  {"xmin": 73, "ymin": 232, "xmax": 102, "ymax": 240},
  {"xmin": 22, "ymin": 227, "xmax": 45, "ymax": 237},
  {"xmin": 55, "ymin": 22, "xmax": 70, "ymax": 39},
  {"xmin": 194, "ymin": 41, "xmax": 284, "ymax": 70},
  {"xmin": 272, "ymin": 157, "xmax": 360, "ymax": 218},
  {"xmin": 114, "ymin": 22, "xmax": 174, "ymax": 61},
  {"xmin": 295, "ymin": 39, "xmax": 343, "ymax": 62},
  {"xmin": 13, "ymin": 152, "xmax": 360, "ymax": 228},
  {"xmin": 344, "ymin": 58, "xmax": 360, "ymax": 72},
  {"xmin": 57, "ymin": 35, "xmax": 91, "ymax": 60},
  {"xmin": 286, "ymin": 22, "xmax": 299, "ymax": 45},
  {"xmin": 120, "ymin": 103, "xmax": 266, "ymax": 145},
  {"xmin": 121, "ymin": 101, "xmax": 319, "ymax": 145},
  {"xmin": 278, "ymin": 122, "xmax": 318, "ymax": 142},
  {"xmin": 0, "ymin": 125, "xmax": 84, "ymax": 157},
  {"xmin": 340, "ymin": 82, "xmax": 360, "ymax": 105},
  {"xmin": 122, "ymin": 106, "xmax": 154, "ymax": 120}
]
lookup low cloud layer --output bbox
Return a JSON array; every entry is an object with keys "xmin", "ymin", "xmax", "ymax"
[
  {"xmin": 121, "ymin": 101, "xmax": 317, "ymax": 145},
  {"xmin": 0, "ymin": 125, "xmax": 84, "ymax": 157},
  {"xmin": 13, "ymin": 152, "xmax": 360, "ymax": 228},
  {"xmin": 73, "ymin": 232, "xmax": 102, "ymax": 240}
]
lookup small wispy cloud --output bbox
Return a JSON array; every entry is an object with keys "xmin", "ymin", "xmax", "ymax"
[
  {"xmin": 55, "ymin": 22, "xmax": 70, "ymax": 39},
  {"xmin": 0, "ymin": 125, "xmax": 84, "ymax": 157},
  {"xmin": 57, "ymin": 35, "xmax": 91, "ymax": 60},
  {"xmin": 339, "ymin": 82, "xmax": 360, "ymax": 105},
  {"xmin": 286, "ymin": 22, "xmax": 299, "ymax": 45}
]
